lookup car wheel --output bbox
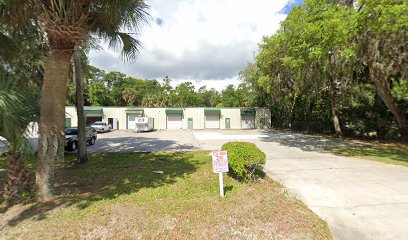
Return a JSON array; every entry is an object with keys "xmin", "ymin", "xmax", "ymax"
[
  {"xmin": 89, "ymin": 137, "xmax": 96, "ymax": 145},
  {"xmin": 70, "ymin": 141, "xmax": 77, "ymax": 151}
]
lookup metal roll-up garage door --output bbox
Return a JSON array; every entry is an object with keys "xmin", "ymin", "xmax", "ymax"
[
  {"xmin": 205, "ymin": 114, "xmax": 220, "ymax": 129},
  {"xmin": 167, "ymin": 114, "xmax": 182, "ymax": 129},
  {"xmin": 241, "ymin": 115, "xmax": 255, "ymax": 129}
]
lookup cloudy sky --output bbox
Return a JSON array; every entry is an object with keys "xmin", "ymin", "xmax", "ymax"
[{"xmin": 89, "ymin": 0, "xmax": 303, "ymax": 91}]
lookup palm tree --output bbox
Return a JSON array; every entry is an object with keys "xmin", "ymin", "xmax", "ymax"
[
  {"xmin": 142, "ymin": 94, "xmax": 171, "ymax": 107},
  {"xmin": 0, "ymin": 75, "xmax": 38, "ymax": 204},
  {"xmin": 123, "ymin": 88, "xmax": 138, "ymax": 106},
  {"xmin": 72, "ymin": 41, "xmax": 99, "ymax": 164},
  {"xmin": 0, "ymin": 22, "xmax": 42, "ymax": 205},
  {"xmin": 72, "ymin": 46, "xmax": 88, "ymax": 163},
  {"xmin": 1, "ymin": 0, "xmax": 149, "ymax": 201}
]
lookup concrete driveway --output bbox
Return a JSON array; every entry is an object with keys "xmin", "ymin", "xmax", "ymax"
[
  {"xmin": 195, "ymin": 130, "xmax": 408, "ymax": 240},
  {"xmin": 92, "ymin": 129, "xmax": 408, "ymax": 240},
  {"xmin": 254, "ymin": 132, "xmax": 408, "ymax": 240}
]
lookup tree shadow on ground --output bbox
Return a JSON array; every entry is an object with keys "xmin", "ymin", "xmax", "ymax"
[
  {"xmin": 1, "ymin": 150, "xmax": 201, "ymax": 228},
  {"xmin": 258, "ymin": 129, "xmax": 367, "ymax": 152},
  {"xmin": 88, "ymin": 136, "xmax": 200, "ymax": 153}
]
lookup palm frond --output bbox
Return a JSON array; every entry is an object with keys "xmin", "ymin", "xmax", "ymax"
[
  {"xmin": 0, "ymin": 74, "xmax": 21, "ymax": 113},
  {"xmin": 107, "ymin": 32, "xmax": 142, "ymax": 61},
  {"xmin": 0, "ymin": 73, "xmax": 38, "ymax": 154},
  {"xmin": 91, "ymin": 0, "xmax": 149, "ymax": 33},
  {"xmin": 90, "ymin": 0, "xmax": 150, "ymax": 61}
]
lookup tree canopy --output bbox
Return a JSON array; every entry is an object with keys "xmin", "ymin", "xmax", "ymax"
[
  {"xmin": 240, "ymin": 0, "xmax": 407, "ymax": 139},
  {"xmin": 66, "ymin": 67, "xmax": 259, "ymax": 108}
]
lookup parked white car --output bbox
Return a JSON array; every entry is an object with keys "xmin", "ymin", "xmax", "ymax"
[{"xmin": 90, "ymin": 121, "xmax": 110, "ymax": 133}]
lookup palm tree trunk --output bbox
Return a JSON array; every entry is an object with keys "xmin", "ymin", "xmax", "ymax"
[
  {"xmin": 36, "ymin": 49, "xmax": 73, "ymax": 201},
  {"xmin": 73, "ymin": 47, "xmax": 88, "ymax": 163},
  {"xmin": 3, "ymin": 154, "xmax": 30, "ymax": 203}
]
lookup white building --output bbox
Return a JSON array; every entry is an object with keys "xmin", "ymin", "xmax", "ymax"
[{"xmin": 65, "ymin": 107, "xmax": 271, "ymax": 130}]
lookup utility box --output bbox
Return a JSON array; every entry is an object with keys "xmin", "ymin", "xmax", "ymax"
[{"xmin": 135, "ymin": 117, "xmax": 154, "ymax": 132}]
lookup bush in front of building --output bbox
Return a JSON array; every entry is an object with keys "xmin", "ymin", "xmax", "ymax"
[{"xmin": 221, "ymin": 142, "xmax": 266, "ymax": 181}]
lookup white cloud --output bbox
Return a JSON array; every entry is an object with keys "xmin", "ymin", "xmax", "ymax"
[
  {"xmin": 89, "ymin": 0, "xmax": 290, "ymax": 90},
  {"xmin": 170, "ymin": 77, "xmax": 239, "ymax": 92}
]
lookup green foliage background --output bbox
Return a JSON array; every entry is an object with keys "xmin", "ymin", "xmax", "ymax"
[
  {"xmin": 239, "ymin": 0, "xmax": 408, "ymax": 139},
  {"xmin": 66, "ymin": 71, "xmax": 259, "ymax": 108}
]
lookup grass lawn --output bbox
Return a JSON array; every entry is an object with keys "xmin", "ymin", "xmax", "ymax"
[
  {"xmin": 330, "ymin": 144, "xmax": 408, "ymax": 167},
  {"xmin": 1, "ymin": 151, "xmax": 332, "ymax": 239}
]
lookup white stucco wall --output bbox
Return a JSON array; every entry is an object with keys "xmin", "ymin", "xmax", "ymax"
[
  {"xmin": 183, "ymin": 108, "xmax": 205, "ymax": 129},
  {"xmin": 143, "ymin": 108, "xmax": 167, "ymax": 130},
  {"xmin": 220, "ymin": 108, "xmax": 241, "ymax": 129}
]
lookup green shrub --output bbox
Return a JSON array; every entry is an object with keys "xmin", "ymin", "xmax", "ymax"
[{"xmin": 221, "ymin": 142, "xmax": 266, "ymax": 181}]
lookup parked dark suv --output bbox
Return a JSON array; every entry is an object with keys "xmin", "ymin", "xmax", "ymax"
[{"xmin": 65, "ymin": 127, "xmax": 97, "ymax": 151}]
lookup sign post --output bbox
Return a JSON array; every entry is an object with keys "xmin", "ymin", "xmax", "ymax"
[
  {"xmin": 212, "ymin": 151, "xmax": 229, "ymax": 198},
  {"xmin": 219, "ymin": 172, "xmax": 224, "ymax": 197}
]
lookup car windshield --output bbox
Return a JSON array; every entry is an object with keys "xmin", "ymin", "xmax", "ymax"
[
  {"xmin": 65, "ymin": 128, "xmax": 78, "ymax": 135},
  {"xmin": 93, "ymin": 122, "xmax": 104, "ymax": 125}
]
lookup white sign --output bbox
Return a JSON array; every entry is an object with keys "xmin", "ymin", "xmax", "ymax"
[
  {"xmin": 212, "ymin": 151, "xmax": 229, "ymax": 198},
  {"xmin": 212, "ymin": 151, "xmax": 229, "ymax": 173}
]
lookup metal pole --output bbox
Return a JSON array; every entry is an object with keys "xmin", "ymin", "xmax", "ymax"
[{"xmin": 219, "ymin": 172, "xmax": 224, "ymax": 198}]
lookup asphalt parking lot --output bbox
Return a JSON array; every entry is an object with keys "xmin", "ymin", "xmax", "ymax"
[{"xmin": 89, "ymin": 130, "xmax": 201, "ymax": 152}]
